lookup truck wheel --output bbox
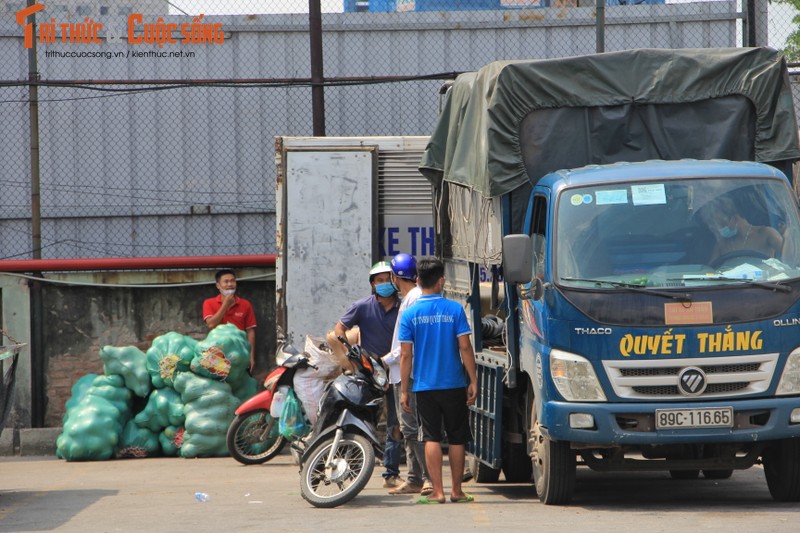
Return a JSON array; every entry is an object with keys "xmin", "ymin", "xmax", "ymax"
[
  {"xmin": 702, "ymin": 469, "xmax": 733, "ymax": 480},
  {"xmin": 531, "ymin": 407, "xmax": 575, "ymax": 505},
  {"xmin": 466, "ymin": 452, "xmax": 501, "ymax": 483},
  {"xmin": 669, "ymin": 470, "xmax": 700, "ymax": 480},
  {"xmin": 763, "ymin": 438, "xmax": 800, "ymax": 501}
]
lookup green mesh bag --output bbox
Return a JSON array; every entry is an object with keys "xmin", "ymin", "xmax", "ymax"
[
  {"xmin": 191, "ymin": 324, "xmax": 250, "ymax": 383},
  {"xmin": 174, "ymin": 372, "xmax": 239, "ymax": 458},
  {"xmin": 145, "ymin": 332, "xmax": 198, "ymax": 389},
  {"xmin": 159, "ymin": 425, "xmax": 185, "ymax": 457},
  {"xmin": 133, "ymin": 387, "xmax": 185, "ymax": 432},
  {"xmin": 116, "ymin": 420, "xmax": 160, "ymax": 458},
  {"xmin": 100, "ymin": 345, "xmax": 152, "ymax": 398}
]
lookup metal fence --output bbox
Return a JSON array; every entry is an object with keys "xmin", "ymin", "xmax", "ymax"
[{"xmin": 0, "ymin": 0, "xmax": 798, "ymax": 260}]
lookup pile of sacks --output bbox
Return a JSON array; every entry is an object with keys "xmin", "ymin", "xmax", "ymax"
[{"xmin": 56, "ymin": 324, "xmax": 258, "ymax": 461}]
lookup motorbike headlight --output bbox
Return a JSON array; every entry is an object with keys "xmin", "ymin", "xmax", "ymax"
[
  {"xmin": 777, "ymin": 348, "xmax": 800, "ymax": 395},
  {"xmin": 550, "ymin": 349, "xmax": 606, "ymax": 402},
  {"xmin": 372, "ymin": 359, "xmax": 388, "ymax": 388}
]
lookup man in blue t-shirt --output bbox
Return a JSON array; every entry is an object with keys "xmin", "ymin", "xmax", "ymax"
[{"xmin": 399, "ymin": 258, "xmax": 478, "ymax": 504}]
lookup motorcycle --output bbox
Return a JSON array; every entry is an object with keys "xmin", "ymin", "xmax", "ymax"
[
  {"xmin": 297, "ymin": 336, "xmax": 388, "ymax": 508},
  {"xmin": 226, "ymin": 343, "xmax": 316, "ymax": 465}
]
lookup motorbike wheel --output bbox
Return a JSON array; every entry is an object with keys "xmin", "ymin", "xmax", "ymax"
[
  {"xmin": 300, "ymin": 433, "xmax": 375, "ymax": 508},
  {"xmin": 226, "ymin": 409, "xmax": 286, "ymax": 465}
]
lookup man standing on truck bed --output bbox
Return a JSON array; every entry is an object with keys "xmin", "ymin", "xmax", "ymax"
[{"xmin": 399, "ymin": 258, "xmax": 478, "ymax": 504}]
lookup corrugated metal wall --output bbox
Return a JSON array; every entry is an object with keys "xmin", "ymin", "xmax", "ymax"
[{"xmin": 0, "ymin": 4, "xmax": 764, "ymax": 259}]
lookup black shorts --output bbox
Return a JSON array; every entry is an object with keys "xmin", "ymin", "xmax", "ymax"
[{"xmin": 415, "ymin": 387, "xmax": 473, "ymax": 445}]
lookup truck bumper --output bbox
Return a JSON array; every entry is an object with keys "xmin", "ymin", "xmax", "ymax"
[{"xmin": 542, "ymin": 397, "xmax": 800, "ymax": 445}]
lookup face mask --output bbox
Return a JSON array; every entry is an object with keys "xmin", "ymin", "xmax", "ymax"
[
  {"xmin": 220, "ymin": 289, "xmax": 235, "ymax": 296},
  {"xmin": 375, "ymin": 282, "xmax": 397, "ymax": 298},
  {"xmin": 718, "ymin": 225, "xmax": 738, "ymax": 239}
]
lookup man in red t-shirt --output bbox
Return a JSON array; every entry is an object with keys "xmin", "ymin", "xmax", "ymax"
[{"xmin": 203, "ymin": 269, "xmax": 257, "ymax": 372}]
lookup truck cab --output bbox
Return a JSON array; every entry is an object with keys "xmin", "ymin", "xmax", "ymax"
[{"xmin": 502, "ymin": 159, "xmax": 800, "ymax": 503}]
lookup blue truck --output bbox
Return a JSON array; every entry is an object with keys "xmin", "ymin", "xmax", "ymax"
[{"xmin": 419, "ymin": 47, "xmax": 800, "ymax": 504}]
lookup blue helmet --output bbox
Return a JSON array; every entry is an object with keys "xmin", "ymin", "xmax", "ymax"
[{"xmin": 391, "ymin": 253, "xmax": 417, "ymax": 280}]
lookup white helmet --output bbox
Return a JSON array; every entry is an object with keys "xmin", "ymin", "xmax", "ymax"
[{"xmin": 369, "ymin": 261, "xmax": 392, "ymax": 282}]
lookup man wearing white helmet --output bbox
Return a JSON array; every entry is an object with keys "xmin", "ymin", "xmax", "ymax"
[{"xmin": 328, "ymin": 261, "xmax": 403, "ymax": 488}]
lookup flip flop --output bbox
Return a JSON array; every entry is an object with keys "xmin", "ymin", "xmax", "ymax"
[
  {"xmin": 450, "ymin": 493, "xmax": 475, "ymax": 503},
  {"xmin": 416, "ymin": 496, "xmax": 445, "ymax": 504}
]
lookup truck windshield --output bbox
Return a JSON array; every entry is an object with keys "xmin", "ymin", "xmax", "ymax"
[{"xmin": 555, "ymin": 177, "xmax": 800, "ymax": 289}]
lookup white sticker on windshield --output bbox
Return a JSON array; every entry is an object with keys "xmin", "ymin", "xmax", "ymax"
[
  {"xmin": 631, "ymin": 184, "xmax": 666, "ymax": 205},
  {"xmin": 595, "ymin": 190, "xmax": 628, "ymax": 205}
]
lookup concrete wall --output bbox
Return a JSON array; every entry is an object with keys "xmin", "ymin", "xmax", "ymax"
[{"xmin": 1, "ymin": 268, "xmax": 275, "ymax": 431}]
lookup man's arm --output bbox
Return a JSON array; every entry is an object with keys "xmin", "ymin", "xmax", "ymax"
[
  {"xmin": 246, "ymin": 327, "xmax": 256, "ymax": 371},
  {"xmin": 459, "ymin": 334, "xmax": 478, "ymax": 405},
  {"xmin": 399, "ymin": 341, "xmax": 413, "ymax": 412},
  {"xmin": 204, "ymin": 294, "xmax": 236, "ymax": 329}
]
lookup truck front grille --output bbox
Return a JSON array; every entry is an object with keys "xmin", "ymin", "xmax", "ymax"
[{"xmin": 602, "ymin": 354, "xmax": 778, "ymax": 400}]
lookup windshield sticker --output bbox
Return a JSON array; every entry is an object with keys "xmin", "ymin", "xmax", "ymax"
[
  {"xmin": 631, "ymin": 183, "xmax": 666, "ymax": 205},
  {"xmin": 570, "ymin": 193, "xmax": 593, "ymax": 206},
  {"xmin": 595, "ymin": 190, "xmax": 627, "ymax": 205}
]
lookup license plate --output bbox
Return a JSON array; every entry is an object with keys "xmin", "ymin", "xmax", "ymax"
[{"xmin": 655, "ymin": 407, "xmax": 734, "ymax": 429}]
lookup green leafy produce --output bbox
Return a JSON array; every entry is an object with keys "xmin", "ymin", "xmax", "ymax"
[{"xmin": 100, "ymin": 345, "xmax": 152, "ymax": 398}]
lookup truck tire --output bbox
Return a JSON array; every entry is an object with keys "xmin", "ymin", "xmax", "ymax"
[
  {"xmin": 531, "ymin": 406, "xmax": 575, "ymax": 505},
  {"xmin": 467, "ymin": 452, "xmax": 501, "ymax": 483},
  {"xmin": 763, "ymin": 438, "xmax": 800, "ymax": 501}
]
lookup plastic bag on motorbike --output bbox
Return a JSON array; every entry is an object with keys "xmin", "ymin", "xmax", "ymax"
[
  {"xmin": 278, "ymin": 388, "xmax": 309, "ymax": 439},
  {"xmin": 292, "ymin": 367, "xmax": 326, "ymax": 425},
  {"xmin": 304, "ymin": 335, "xmax": 341, "ymax": 380}
]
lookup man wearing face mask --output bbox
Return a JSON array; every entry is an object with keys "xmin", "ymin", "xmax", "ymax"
[
  {"xmin": 703, "ymin": 196, "xmax": 784, "ymax": 264},
  {"xmin": 329, "ymin": 261, "xmax": 402, "ymax": 488},
  {"xmin": 203, "ymin": 269, "xmax": 257, "ymax": 373}
]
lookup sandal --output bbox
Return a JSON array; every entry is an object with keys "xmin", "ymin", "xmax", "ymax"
[
  {"xmin": 420, "ymin": 482, "xmax": 434, "ymax": 496},
  {"xmin": 450, "ymin": 493, "xmax": 475, "ymax": 503},
  {"xmin": 416, "ymin": 496, "xmax": 445, "ymax": 504},
  {"xmin": 389, "ymin": 482, "xmax": 423, "ymax": 495}
]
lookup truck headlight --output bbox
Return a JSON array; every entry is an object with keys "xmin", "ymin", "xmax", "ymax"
[
  {"xmin": 550, "ymin": 349, "xmax": 607, "ymax": 402},
  {"xmin": 776, "ymin": 348, "xmax": 800, "ymax": 395}
]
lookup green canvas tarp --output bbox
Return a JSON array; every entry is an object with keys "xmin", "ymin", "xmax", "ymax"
[{"xmin": 420, "ymin": 48, "xmax": 800, "ymax": 198}]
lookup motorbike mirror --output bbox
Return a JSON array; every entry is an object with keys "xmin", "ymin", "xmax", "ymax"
[{"xmin": 337, "ymin": 335, "xmax": 352, "ymax": 349}]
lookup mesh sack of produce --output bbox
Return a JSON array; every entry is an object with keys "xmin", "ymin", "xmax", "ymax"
[
  {"xmin": 133, "ymin": 387, "xmax": 185, "ymax": 433},
  {"xmin": 56, "ymin": 375, "xmax": 133, "ymax": 461},
  {"xmin": 62, "ymin": 373, "xmax": 98, "ymax": 424},
  {"xmin": 100, "ymin": 345, "xmax": 152, "ymax": 398},
  {"xmin": 190, "ymin": 324, "xmax": 250, "ymax": 383},
  {"xmin": 174, "ymin": 372, "xmax": 239, "ymax": 457},
  {"xmin": 159, "ymin": 425, "xmax": 185, "ymax": 457},
  {"xmin": 145, "ymin": 332, "xmax": 198, "ymax": 389},
  {"xmin": 116, "ymin": 419, "xmax": 160, "ymax": 458}
]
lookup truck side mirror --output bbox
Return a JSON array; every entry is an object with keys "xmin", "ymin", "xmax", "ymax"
[{"xmin": 502, "ymin": 234, "xmax": 533, "ymax": 284}]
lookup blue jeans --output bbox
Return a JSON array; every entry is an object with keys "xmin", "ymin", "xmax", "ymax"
[{"xmin": 382, "ymin": 385, "xmax": 402, "ymax": 478}]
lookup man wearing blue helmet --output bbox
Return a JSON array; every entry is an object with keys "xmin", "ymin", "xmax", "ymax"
[{"xmin": 383, "ymin": 253, "xmax": 432, "ymax": 495}]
